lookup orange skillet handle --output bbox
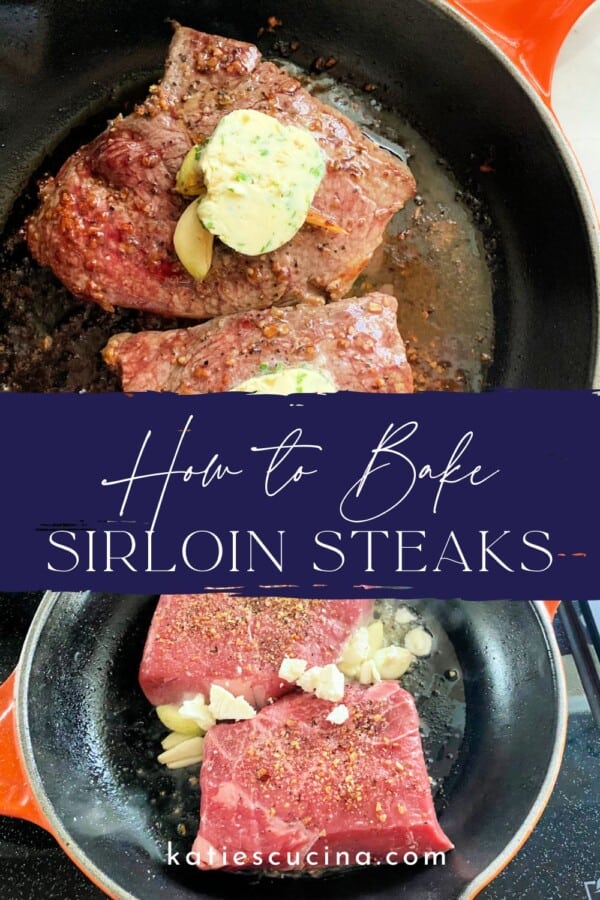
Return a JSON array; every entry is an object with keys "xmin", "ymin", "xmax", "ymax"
[
  {"xmin": 543, "ymin": 600, "xmax": 560, "ymax": 620},
  {"xmin": 0, "ymin": 673, "xmax": 115, "ymax": 897},
  {"xmin": 443, "ymin": 0, "xmax": 596, "ymax": 102},
  {"xmin": 0, "ymin": 670, "xmax": 49, "ymax": 829}
]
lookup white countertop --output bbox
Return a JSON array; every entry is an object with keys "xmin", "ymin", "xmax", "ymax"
[{"xmin": 553, "ymin": 1, "xmax": 600, "ymax": 218}]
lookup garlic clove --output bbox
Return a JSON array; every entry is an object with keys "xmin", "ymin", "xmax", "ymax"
[
  {"xmin": 161, "ymin": 731, "xmax": 194, "ymax": 751},
  {"xmin": 158, "ymin": 735, "xmax": 204, "ymax": 767},
  {"xmin": 176, "ymin": 145, "xmax": 206, "ymax": 196},
  {"xmin": 173, "ymin": 199, "xmax": 214, "ymax": 280},
  {"xmin": 367, "ymin": 620, "xmax": 385, "ymax": 655},
  {"xmin": 404, "ymin": 627, "xmax": 433, "ymax": 658},
  {"xmin": 374, "ymin": 645, "xmax": 414, "ymax": 679},
  {"xmin": 156, "ymin": 704, "xmax": 202, "ymax": 736}
]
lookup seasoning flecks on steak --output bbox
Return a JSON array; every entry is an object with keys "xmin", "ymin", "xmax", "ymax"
[
  {"xmin": 103, "ymin": 292, "xmax": 413, "ymax": 393},
  {"xmin": 139, "ymin": 595, "xmax": 373, "ymax": 708},
  {"xmin": 26, "ymin": 25, "xmax": 416, "ymax": 319},
  {"xmin": 194, "ymin": 682, "xmax": 453, "ymax": 870}
]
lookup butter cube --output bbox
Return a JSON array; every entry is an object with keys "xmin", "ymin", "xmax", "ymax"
[
  {"xmin": 326, "ymin": 704, "xmax": 350, "ymax": 725},
  {"xmin": 208, "ymin": 684, "xmax": 257, "ymax": 721},
  {"xmin": 179, "ymin": 694, "xmax": 217, "ymax": 732},
  {"xmin": 278, "ymin": 657, "xmax": 308, "ymax": 683}
]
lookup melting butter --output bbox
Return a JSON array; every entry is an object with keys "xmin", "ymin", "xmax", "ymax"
[
  {"xmin": 230, "ymin": 367, "xmax": 337, "ymax": 394},
  {"xmin": 197, "ymin": 109, "xmax": 325, "ymax": 256}
]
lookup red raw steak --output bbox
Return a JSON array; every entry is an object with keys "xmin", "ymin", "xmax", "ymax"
[
  {"xmin": 27, "ymin": 26, "xmax": 415, "ymax": 319},
  {"xmin": 194, "ymin": 681, "xmax": 453, "ymax": 869},
  {"xmin": 103, "ymin": 293, "xmax": 413, "ymax": 393},
  {"xmin": 139, "ymin": 595, "xmax": 372, "ymax": 707}
]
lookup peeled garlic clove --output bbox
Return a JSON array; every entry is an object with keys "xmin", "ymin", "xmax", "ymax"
[
  {"xmin": 174, "ymin": 199, "xmax": 214, "ymax": 280},
  {"xmin": 158, "ymin": 735, "xmax": 204, "ymax": 767},
  {"xmin": 404, "ymin": 627, "xmax": 433, "ymax": 657},
  {"xmin": 367, "ymin": 620, "xmax": 384, "ymax": 655},
  {"xmin": 161, "ymin": 731, "xmax": 193, "ymax": 751},
  {"xmin": 176, "ymin": 145, "xmax": 206, "ymax": 196},
  {"xmin": 163, "ymin": 755, "xmax": 205, "ymax": 770},
  {"xmin": 374, "ymin": 645, "xmax": 414, "ymax": 679},
  {"xmin": 395, "ymin": 606, "xmax": 417, "ymax": 625},
  {"xmin": 339, "ymin": 627, "xmax": 370, "ymax": 670},
  {"xmin": 359, "ymin": 659, "xmax": 381, "ymax": 685},
  {"xmin": 337, "ymin": 659, "xmax": 360, "ymax": 679},
  {"xmin": 156, "ymin": 704, "xmax": 202, "ymax": 736}
]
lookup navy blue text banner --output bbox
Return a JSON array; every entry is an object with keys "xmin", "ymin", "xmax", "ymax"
[{"xmin": 0, "ymin": 390, "xmax": 596, "ymax": 599}]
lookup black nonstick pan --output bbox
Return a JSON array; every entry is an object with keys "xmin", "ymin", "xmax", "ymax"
[
  {"xmin": 0, "ymin": 0, "xmax": 598, "ymax": 391},
  {"xmin": 0, "ymin": 595, "xmax": 566, "ymax": 899}
]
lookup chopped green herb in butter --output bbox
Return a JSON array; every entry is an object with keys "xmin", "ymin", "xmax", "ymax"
[
  {"xmin": 196, "ymin": 109, "xmax": 326, "ymax": 256},
  {"xmin": 230, "ymin": 366, "xmax": 336, "ymax": 395}
]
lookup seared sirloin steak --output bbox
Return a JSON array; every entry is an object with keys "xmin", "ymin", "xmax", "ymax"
[
  {"xmin": 195, "ymin": 682, "xmax": 453, "ymax": 870},
  {"xmin": 103, "ymin": 293, "xmax": 413, "ymax": 393},
  {"xmin": 26, "ymin": 25, "xmax": 415, "ymax": 319},
  {"xmin": 140, "ymin": 595, "xmax": 373, "ymax": 707}
]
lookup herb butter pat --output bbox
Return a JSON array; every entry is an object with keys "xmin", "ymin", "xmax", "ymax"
[
  {"xmin": 231, "ymin": 366, "xmax": 337, "ymax": 395},
  {"xmin": 197, "ymin": 109, "xmax": 326, "ymax": 256}
]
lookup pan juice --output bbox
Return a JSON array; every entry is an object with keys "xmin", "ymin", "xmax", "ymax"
[{"xmin": 285, "ymin": 63, "xmax": 495, "ymax": 393}]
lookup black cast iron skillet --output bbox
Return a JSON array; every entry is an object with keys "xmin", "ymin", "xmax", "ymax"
[
  {"xmin": 0, "ymin": 595, "xmax": 566, "ymax": 899},
  {"xmin": 0, "ymin": 0, "xmax": 598, "ymax": 389}
]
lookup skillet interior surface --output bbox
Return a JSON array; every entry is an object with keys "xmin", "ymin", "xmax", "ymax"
[
  {"xmin": 0, "ymin": 0, "xmax": 597, "ymax": 390},
  {"xmin": 17, "ymin": 594, "xmax": 562, "ymax": 900}
]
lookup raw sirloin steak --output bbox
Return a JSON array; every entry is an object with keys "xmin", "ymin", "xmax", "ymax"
[
  {"xmin": 194, "ymin": 682, "xmax": 453, "ymax": 869},
  {"xmin": 104, "ymin": 293, "xmax": 413, "ymax": 393},
  {"xmin": 26, "ymin": 25, "xmax": 415, "ymax": 319},
  {"xmin": 139, "ymin": 595, "xmax": 372, "ymax": 707}
]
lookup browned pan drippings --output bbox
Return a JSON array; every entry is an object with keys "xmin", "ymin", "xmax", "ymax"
[{"xmin": 298, "ymin": 70, "xmax": 495, "ymax": 393}]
